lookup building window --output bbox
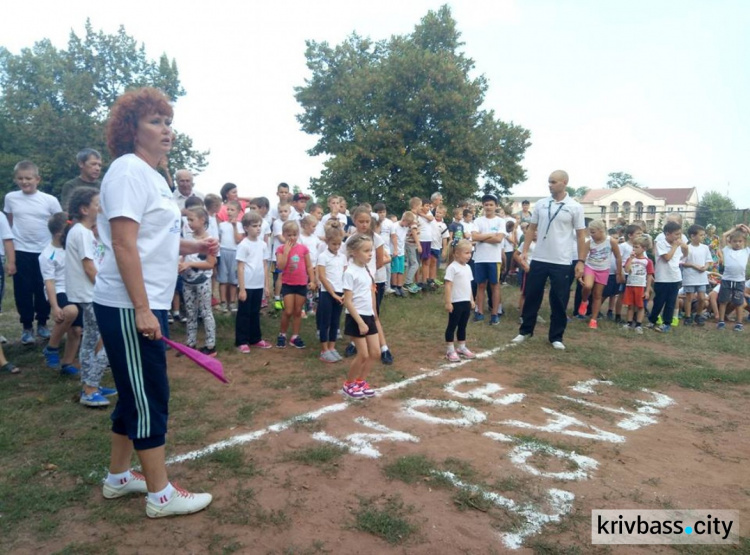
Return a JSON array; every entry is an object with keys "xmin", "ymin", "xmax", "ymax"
[
  {"xmin": 648, "ymin": 205, "xmax": 656, "ymax": 216},
  {"xmin": 622, "ymin": 201, "xmax": 631, "ymax": 216},
  {"xmin": 600, "ymin": 206, "xmax": 606, "ymax": 217},
  {"xmin": 610, "ymin": 202, "xmax": 619, "ymax": 214},
  {"xmin": 635, "ymin": 202, "xmax": 643, "ymax": 219},
  {"xmin": 668, "ymin": 207, "xmax": 673, "ymax": 212}
]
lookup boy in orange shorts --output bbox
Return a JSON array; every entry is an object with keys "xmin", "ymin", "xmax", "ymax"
[{"xmin": 622, "ymin": 236, "xmax": 654, "ymax": 334}]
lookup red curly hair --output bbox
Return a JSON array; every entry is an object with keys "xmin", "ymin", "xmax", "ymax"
[{"xmin": 105, "ymin": 87, "xmax": 174, "ymax": 158}]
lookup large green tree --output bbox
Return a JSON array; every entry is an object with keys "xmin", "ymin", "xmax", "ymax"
[
  {"xmin": 0, "ymin": 20, "xmax": 208, "ymax": 197},
  {"xmin": 695, "ymin": 191, "xmax": 740, "ymax": 232},
  {"xmin": 295, "ymin": 6, "xmax": 530, "ymax": 208},
  {"xmin": 606, "ymin": 171, "xmax": 641, "ymax": 189}
]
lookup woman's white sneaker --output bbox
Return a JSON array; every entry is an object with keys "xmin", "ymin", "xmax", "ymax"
[{"xmin": 146, "ymin": 485, "xmax": 212, "ymax": 518}]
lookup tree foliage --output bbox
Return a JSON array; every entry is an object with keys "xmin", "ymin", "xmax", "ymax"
[
  {"xmin": 606, "ymin": 171, "xmax": 641, "ymax": 189},
  {"xmin": 566, "ymin": 186, "xmax": 590, "ymax": 199},
  {"xmin": 0, "ymin": 20, "xmax": 208, "ymax": 197},
  {"xmin": 295, "ymin": 5, "xmax": 530, "ymax": 208},
  {"xmin": 695, "ymin": 191, "xmax": 740, "ymax": 232}
]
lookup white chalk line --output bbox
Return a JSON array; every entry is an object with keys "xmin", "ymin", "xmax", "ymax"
[{"xmin": 165, "ymin": 340, "xmax": 513, "ymax": 465}]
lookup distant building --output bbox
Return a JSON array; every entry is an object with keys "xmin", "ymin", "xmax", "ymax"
[{"xmin": 579, "ymin": 185, "xmax": 698, "ymax": 230}]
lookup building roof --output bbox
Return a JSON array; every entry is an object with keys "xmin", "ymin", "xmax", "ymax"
[
  {"xmin": 644, "ymin": 188, "xmax": 697, "ymax": 205},
  {"xmin": 580, "ymin": 189, "xmax": 613, "ymax": 203}
]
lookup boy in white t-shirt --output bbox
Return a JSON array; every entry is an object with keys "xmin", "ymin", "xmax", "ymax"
[
  {"xmin": 217, "ymin": 200, "xmax": 245, "ymax": 313},
  {"xmin": 415, "ymin": 198, "xmax": 434, "ymax": 289},
  {"xmin": 3, "ymin": 160, "xmax": 62, "ymax": 343},
  {"xmin": 271, "ymin": 203, "xmax": 292, "ymax": 310},
  {"xmin": 648, "ymin": 221, "xmax": 688, "ymax": 332},
  {"xmin": 682, "ymin": 224, "xmax": 713, "ymax": 326},
  {"xmin": 716, "ymin": 224, "xmax": 750, "ymax": 331},
  {"xmin": 430, "ymin": 206, "xmax": 449, "ymax": 287},
  {"xmin": 470, "ymin": 194, "xmax": 506, "ymax": 325}
]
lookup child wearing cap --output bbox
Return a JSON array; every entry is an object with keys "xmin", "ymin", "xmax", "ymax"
[{"xmin": 289, "ymin": 192, "xmax": 310, "ymax": 221}]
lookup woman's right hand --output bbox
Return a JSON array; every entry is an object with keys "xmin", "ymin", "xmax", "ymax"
[{"xmin": 135, "ymin": 307, "xmax": 161, "ymax": 341}]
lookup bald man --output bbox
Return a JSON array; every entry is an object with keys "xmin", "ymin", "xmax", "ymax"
[
  {"xmin": 512, "ymin": 170, "xmax": 587, "ymax": 350},
  {"xmin": 172, "ymin": 169, "xmax": 204, "ymax": 212}
]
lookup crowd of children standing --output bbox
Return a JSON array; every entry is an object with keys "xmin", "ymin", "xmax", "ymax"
[{"xmin": 2, "ymin": 157, "xmax": 749, "ymax": 402}]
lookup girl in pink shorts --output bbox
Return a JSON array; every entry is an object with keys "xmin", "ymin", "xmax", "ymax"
[{"xmin": 578, "ymin": 220, "xmax": 623, "ymax": 329}]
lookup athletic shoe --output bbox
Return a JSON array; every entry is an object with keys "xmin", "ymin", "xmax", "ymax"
[
  {"xmin": 60, "ymin": 364, "xmax": 80, "ymax": 376},
  {"xmin": 42, "ymin": 346, "xmax": 60, "ymax": 369},
  {"xmin": 536, "ymin": 315, "xmax": 546, "ymax": 324},
  {"xmin": 290, "ymin": 336, "xmax": 306, "ymax": 349},
  {"xmin": 199, "ymin": 346, "xmax": 217, "ymax": 357},
  {"xmin": 622, "ymin": 323, "xmax": 632, "ymax": 330},
  {"xmin": 656, "ymin": 316, "xmax": 663, "ymax": 325},
  {"xmin": 551, "ymin": 341, "xmax": 566, "ymax": 350},
  {"xmin": 574, "ymin": 314, "xmax": 586, "ymax": 320},
  {"xmin": 80, "ymin": 390, "xmax": 110, "ymax": 407},
  {"xmin": 646, "ymin": 322, "xmax": 656, "ymax": 329},
  {"xmin": 179, "ymin": 314, "xmax": 188, "ymax": 323},
  {"xmin": 654, "ymin": 324, "xmax": 671, "ymax": 333},
  {"xmin": 37, "ymin": 325, "xmax": 51, "ymax": 339},
  {"xmin": 98, "ymin": 386, "xmax": 118, "ymax": 397},
  {"xmin": 230, "ymin": 303, "xmax": 238, "ymax": 313},
  {"xmin": 0, "ymin": 335, "xmax": 7, "ymax": 344},
  {"xmin": 473, "ymin": 312, "xmax": 485, "ymax": 322},
  {"xmin": 260, "ymin": 298, "xmax": 269, "ymax": 309},
  {"xmin": 356, "ymin": 380, "xmax": 375, "ymax": 397},
  {"xmin": 219, "ymin": 303, "xmax": 229, "ymax": 314},
  {"xmin": 518, "ymin": 316, "xmax": 523, "ymax": 324},
  {"xmin": 145, "ymin": 485, "xmax": 212, "ymax": 518},
  {"xmin": 577, "ymin": 301, "xmax": 588, "ymax": 317},
  {"xmin": 385, "ymin": 287, "xmax": 395, "ymax": 295},
  {"xmin": 274, "ymin": 299, "xmax": 283, "ymax": 311},
  {"xmin": 445, "ymin": 351, "xmax": 460, "ymax": 362},
  {"xmin": 381, "ymin": 349, "xmax": 394, "ymax": 365},
  {"xmin": 490, "ymin": 314, "xmax": 500, "ymax": 325},
  {"xmin": 342, "ymin": 382, "xmax": 364, "ymax": 399},
  {"xmin": 734, "ymin": 323, "xmax": 744, "ymax": 332},
  {"xmin": 330, "ymin": 350, "xmax": 343, "ymax": 362},
  {"xmin": 21, "ymin": 329, "xmax": 35, "ymax": 345},
  {"xmin": 671, "ymin": 317, "xmax": 680, "ymax": 327},
  {"xmin": 237, "ymin": 344, "xmax": 251, "ymax": 354},
  {"xmin": 695, "ymin": 314, "xmax": 707, "ymax": 326},
  {"xmin": 102, "ymin": 471, "xmax": 148, "ymax": 499},
  {"xmin": 456, "ymin": 346, "xmax": 476, "ymax": 359},
  {"xmin": 511, "ymin": 334, "xmax": 528, "ymax": 344},
  {"xmin": 319, "ymin": 351, "xmax": 337, "ymax": 363},
  {"xmin": 251, "ymin": 340, "xmax": 272, "ymax": 349},
  {"xmin": 635, "ymin": 326, "xmax": 644, "ymax": 335},
  {"xmin": 167, "ymin": 312, "xmax": 174, "ymax": 324},
  {"xmin": 344, "ymin": 343, "xmax": 357, "ymax": 357},
  {"xmin": 588, "ymin": 319, "xmax": 598, "ymax": 329},
  {"xmin": 717, "ymin": 321, "xmax": 726, "ymax": 330},
  {"xmin": 276, "ymin": 334, "xmax": 287, "ymax": 348},
  {"xmin": 433, "ymin": 279, "xmax": 443, "ymax": 286},
  {"xmin": 606, "ymin": 310, "xmax": 614, "ymax": 321},
  {"xmin": 682, "ymin": 316, "xmax": 694, "ymax": 326}
]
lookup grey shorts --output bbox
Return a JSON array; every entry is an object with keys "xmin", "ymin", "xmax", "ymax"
[
  {"xmin": 717, "ymin": 280, "xmax": 745, "ymax": 307},
  {"xmin": 217, "ymin": 248, "xmax": 238, "ymax": 284},
  {"xmin": 683, "ymin": 285, "xmax": 707, "ymax": 294}
]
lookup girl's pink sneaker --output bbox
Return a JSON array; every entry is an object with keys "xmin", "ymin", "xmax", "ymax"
[
  {"xmin": 237, "ymin": 345, "xmax": 251, "ymax": 354},
  {"xmin": 251, "ymin": 340, "xmax": 273, "ymax": 349},
  {"xmin": 456, "ymin": 347, "xmax": 476, "ymax": 359},
  {"xmin": 445, "ymin": 351, "xmax": 460, "ymax": 362}
]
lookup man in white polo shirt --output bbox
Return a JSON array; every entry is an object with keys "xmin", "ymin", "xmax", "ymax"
[
  {"xmin": 512, "ymin": 170, "xmax": 586, "ymax": 350},
  {"xmin": 172, "ymin": 169, "xmax": 204, "ymax": 213}
]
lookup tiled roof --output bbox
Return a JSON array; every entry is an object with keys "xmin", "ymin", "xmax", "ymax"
[
  {"xmin": 580, "ymin": 189, "xmax": 614, "ymax": 202},
  {"xmin": 645, "ymin": 188, "xmax": 696, "ymax": 205}
]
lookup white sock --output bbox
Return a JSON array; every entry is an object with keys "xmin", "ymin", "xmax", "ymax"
[
  {"xmin": 105, "ymin": 469, "xmax": 132, "ymax": 486},
  {"xmin": 497, "ymin": 303, "xmax": 504, "ymax": 315},
  {"xmin": 148, "ymin": 483, "xmax": 175, "ymax": 506},
  {"xmin": 380, "ymin": 345, "xmax": 389, "ymax": 353},
  {"xmin": 446, "ymin": 344, "xmax": 455, "ymax": 353},
  {"xmin": 458, "ymin": 342, "xmax": 467, "ymax": 350}
]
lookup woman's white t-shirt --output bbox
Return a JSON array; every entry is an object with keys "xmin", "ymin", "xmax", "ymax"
[
  {"xmin": 444, "ymin": 261, "xmax": 473, "ymax": 303},
  {"xmin": 65, "ymin": 223, "xmax": 96, "ymax": 303},
  {"xmin": 343, "ymin": 262, "xmax": 374, "ymax": 316},
  {"xmin": 235, "ymin": 237, "xmax": 268, "ymax": 289},
  {"xmin": 94, "ymin": 154, "xmax": 181, "ymax": 310},
  {"xmin": 317, "ymin": 249, "xmax": 347, "ymax": 292}
]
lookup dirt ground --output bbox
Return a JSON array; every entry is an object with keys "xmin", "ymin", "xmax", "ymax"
[{"xmin": 12, "ymin": 328, "xmax": 750, "ymax": 554}]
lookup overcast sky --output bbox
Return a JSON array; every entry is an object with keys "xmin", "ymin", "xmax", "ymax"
[{"xmin": 3, "ymin": 0, "xmax": 748, "ymax": 208}]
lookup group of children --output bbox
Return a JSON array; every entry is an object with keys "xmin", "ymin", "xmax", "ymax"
[{"xmin": 3, "ymin": 162, "xmax": 749, "ymax": 402}]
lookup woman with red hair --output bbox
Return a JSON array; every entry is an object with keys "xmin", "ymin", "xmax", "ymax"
[{"xmin": 94, "ymin": 87, "xmax": 217, "ymax": 518}]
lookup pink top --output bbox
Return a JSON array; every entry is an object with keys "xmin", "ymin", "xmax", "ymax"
[
  {"xmin": 216, "ymin": 200, "xmax": 248, "ymax": 222},
  {"xmin": 276, "ymin": 243, "xmax": 310, "ymax": 285}
]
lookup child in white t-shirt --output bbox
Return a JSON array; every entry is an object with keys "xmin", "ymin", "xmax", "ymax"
[
  {"xmin": 430, "ymin": 206, "xmax": 449, "ymax": 287},
  {"xmin": 299, "ymin": 215, "xmax": 322, "ymax": 317},
  {"xmin": 444, "ymin": 240, "xmax": 476, "ymax": 362},
  {"xmin": 716, "ymin": 224, "xmax": 750, "ymax": 330},
  {"xmin": 682, "ymin": 224, "xmax": 713, "ymax": 325},
  {"xmin": 271, "ymin": 203, "xmax": 292, "ymax": 310},
  {"xmin": 39, "ymin": 212, "xmax": 81, "ymax": 375},
  {"xmin": 317, "ymin": 226, "xmax": 347, "ymax": 362},
  {"xmin": 217, "ymin": 200, "xmax": 244, "ymax": 313}
]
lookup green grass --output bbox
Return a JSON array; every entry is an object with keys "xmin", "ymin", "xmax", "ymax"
[
  {"xmin": 353, "ymin": 495, "xmax": 418, "ymax": 545},
  {"xmin": 281, "ymin": 444, "xmax": 347, "ymax": 473}
]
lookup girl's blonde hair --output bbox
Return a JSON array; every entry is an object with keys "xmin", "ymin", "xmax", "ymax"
[
  {"xmin": 282, "ymin": 220, "xmax": 299, "ymax": 235},
  {"xmin": 325, "ymin": 225, "xmax": 344, "ymax": 243},
  {"xmin": 351, "ymin": 205, "xmax": 374, "ymax": 235},
  {"xmin": 588, "ymin": 219, "xmax": 606, "ymax": 232},
  {"xmin": 187, "ymin": 206, "xmax": 209, "ymax": 230},
  {"xmin": 301, "ymin": 214, "xmax": 317, "ymax": 230},
  {"xmin": 346, "ymin": 232, "xmax": 373, "ymax": 258},
  {"xmin": 454, "ymin": 239, "xmax": 472, "ymax": 253},
  {"xmin": 401, "ymin": 210, "xmax": 416, "ymax": 223}
]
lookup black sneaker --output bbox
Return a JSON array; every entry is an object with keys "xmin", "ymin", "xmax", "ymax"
[
  {"xmin": 344, "ymin": 343, "xmax": 357, "ymax": 357},
  {"xmin": 381, "ymin": 349, "xmax": 394, "ymax": 365},
  {"xmin": 199, "ymin": 346, "xmax": 217, "ymax": 357}
]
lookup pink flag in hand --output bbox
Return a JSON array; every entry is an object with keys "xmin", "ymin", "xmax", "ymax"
[{"xmin": 162, "ymin": 338, "xmax": 228, "ymax": 383}]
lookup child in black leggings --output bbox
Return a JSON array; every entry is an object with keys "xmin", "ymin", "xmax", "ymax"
[{"xmin": 444, "ymin": 240, "xmax": 477, "ymax": 361}]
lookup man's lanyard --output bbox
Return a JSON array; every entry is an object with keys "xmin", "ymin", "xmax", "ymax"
[{"xmin": 544, "ymin": 199, "xmax": 565, "ymax": 240}]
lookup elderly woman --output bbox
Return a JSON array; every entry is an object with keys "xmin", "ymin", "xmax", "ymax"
[{"xmin": 93, "ymin": 87, "xmax": 217, "ymax": 518}]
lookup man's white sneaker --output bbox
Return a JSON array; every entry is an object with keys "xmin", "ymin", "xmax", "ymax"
[
  {"xmin": 146, "ymin": 486, "xmax": 212, "ymax": 518},
  {"xmin": 102, "ymin": 471, "xmax": 148, "ymax": 499},
  {"xmin": 552, "ymin": 341, "xmax": 566, "ymax": 350},
  {"xmin": 511, "ymin": 334, "xmax": 527, "ymax": 344}
]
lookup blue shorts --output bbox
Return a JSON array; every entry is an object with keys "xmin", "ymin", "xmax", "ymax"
[
  {"xmin": 474, "ymin": 262, "xmax": 502, "ymax": 285},
  {"xmin": 683, "ymin": 285, "xmax": 707, "ymax": 294},
  {"xmin": 217, "ymin": 248, "xmax": 238, "ymax": 284},
  {"xmin": 430, "ymin": 248, "xmax": 441, "ymax": 263},
  {"xmin": 94, "ymin": 304, "xmax": 170, "ymax": 450},
  {"xmin": 391, "ymin": 255, "xmax": 405, "ymax": 274},
  {"xmin": 57, "ymin": 292, "xmax": 84, "ymax": 328}
]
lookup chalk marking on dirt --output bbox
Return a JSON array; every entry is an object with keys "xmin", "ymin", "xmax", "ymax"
[
  {"xmin": 402, "ymin": 399, "xmax": 488, "ymax": 426},
  {"xmin": 166, "ymin": 342, "xmax": 511, "ymax": 465},
  {"xmin": 312, "ymin": 417, "xmax": 419, "ymax": 458},
  {"xmin": 444, "ymin": 377, "xmax": 526, "ymax": 405}
]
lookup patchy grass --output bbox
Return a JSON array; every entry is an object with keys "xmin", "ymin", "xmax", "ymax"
[
  {"xmin": 353, "ymin": 494, "xmax": 418, "ymax": 545},
  {"xmin": 282, "ymin": 444, "xmax": 347, "ymax": 473}
]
